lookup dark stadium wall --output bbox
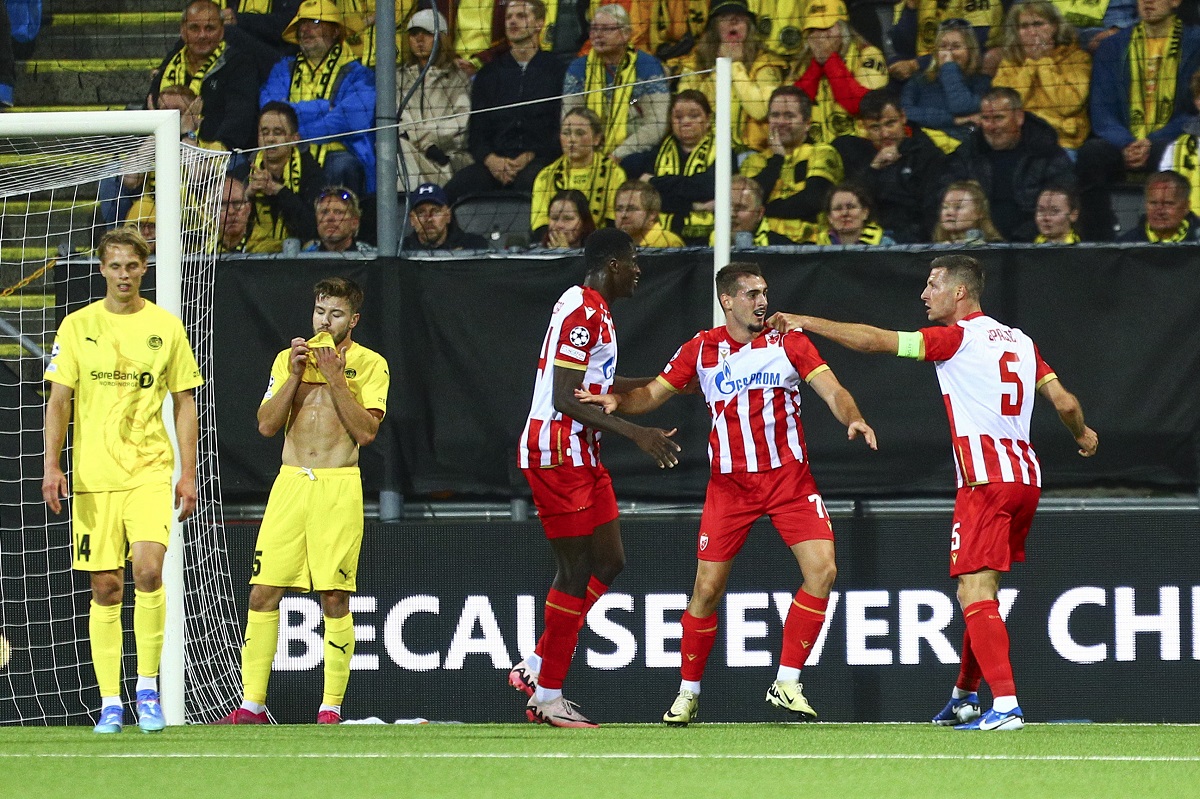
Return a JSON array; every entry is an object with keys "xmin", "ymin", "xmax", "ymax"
[
  {"xmin": 211, "ymin": 248, "xmax": 1200, "ymax": 501},
  {"xmin": 224, "ymin": 511, "xmax": 1200, "ymax": 724}
]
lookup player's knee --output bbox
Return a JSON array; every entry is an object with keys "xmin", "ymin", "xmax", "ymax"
[
  {"xmin": 90, "ymin": 574, "xmax": 123, "ymax": 606},
  {"xmin": 320, "ymin": 590, "xmax": 350, "ymax": 618},
  {"xmin": 248, "ymin": 584, "xmax": 285, "ymax": 613},
  {"xmin": 131, "ymin": 562, "xmax": 163, "ymax": 592},
  {"xmin": 592, "ymin": 552, "xmax": 625, "ymax": 585},
  {"xmin": 805, "ymin": 560, "xmax": 837, "ymax": 595}
]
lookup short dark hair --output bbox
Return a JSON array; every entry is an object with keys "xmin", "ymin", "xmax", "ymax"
[
  {"xmin": 259, "ymin": 101, "xmax": 299, "ymax": 133},
  {"xmin": 583, "ymin": 227, "xmax": 635, "ymax": 275},
  {"xmin": 97, "ymin": 227, "xmax": 151, "ymax": 263},
  {"xmin": 1038, "ymin": 182, "xmax": 1080, "ymax": 212},
  {"xmin": 715, "ymin": 261, "xmax": 763, "ymax": 298},
  {"xmin": 313, "ymin": 276, "xmax": 364, "ymax": 314},
  {"xmin": 857, "ymin": 88, "xmax": 902, "ymax": 120},
  {"xmin": 670, "ymin": 89, "xmax": 712, "ymax": 118},
  {"xmin": 982, "ymin": 86, "xmax": 1023, "ymax": 111},
  {"xmin": 930, "ymin": 254, "xmax": 984, "ymax": 301},
  {"xmin": 768, "ymin": 85, "xmax": 812, "ymax": 120}
]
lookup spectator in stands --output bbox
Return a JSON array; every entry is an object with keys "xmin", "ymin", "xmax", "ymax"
[
  {"xmin": 305, "ymin": 186, "xmax": 376, "ymax": 253},
  {"xmin": 673, "ymin": 0, "xmax": 788, "ymax": 153},
  {"xmin": 1117, "ymin": 169, "xmax": 1200, "ymax": 241},
  {"xmin": 218, "ymin": 0, "xmax": 304, "ymax": 59},
  {"xmin": 740, "ymin": 86, "xmax": 843, "ymax": 243},
  {"xmin": 261, "ymin": 0, "xmax": 377, "ymax": 196},
  {"xmin": 752, "ymin": 0, "xmax": 805, "ymax": 63},
  {"xmin": 614, "ymin": 181, "xmax": 686, "ymax": 246},
  {"xmin": 124, "ymin": 197, "xmax": 157, "ymax": 254},
  {"xmin": 944, "ymin": 87, "xmax": 1075, "ymax": 241},
  {"xmin": 1076, "ymin": 0, "xmax": 1200, "ymax": 240},
  {"xmin": 1075, "ymin": 0, "xmax": 1140, "ymax": 52},
  {"xmin": 218, "ymin": 176, "xmax": 263, "ymax": 254},
  {"xmin": 0, "ymin": 2, "xmax": 14, "ymax": 109},
  {"xmin": 562, "ymin": 4, "xmax": 670, "ymax": 164},
  {"xmin": 816, "ymin": 183, "xmax": 895, "ymax": 244},
  {"xmin": 900, "ymin": 19, "xmax": 992, "ymax": 145},
  {"xmin": 932, "ymin": 179, "xmax": 1005, "ymax": 243},
  {"xmin": 150, "ymin": 1, "xmax": 260, "ymax": 155},
  {"xmin": 232, "ymin": 102, "xmax": 324, "ymax": 252},
  {"xmin": 538, "ymin": 189, "xmax": 597, "ymax": 248},
  {"xmin": 645, "ymin": 0, "xmax": 708, "ymax": 62},
  {"xmin": 622, "ymin": 90, "xmax": 718, "ymax": 245},
  {"xmin": 445, "ymin": 0, "xmax": 565, "ymax": 203},
  {"xmin": 992, "ymin": 1, "xmax": 1091, "ymax": 156},
  {"xmin": 724, "ymin": 174, "xmax": 796, "ymax": 245},
  {"xmin": 530, "ymin": 108, "xmax": 627, "ymax": 238},
  {"xmin": 402, "ymin": 182, "xmax": 489, "ymax": 251},
  {"xmin": 889, "ymin": 0, "xmax": 1002, "ymax": 81},
  {"xmin": 845, "ymin": 88, "xmax": 946, "ymax": 242},
  {"xmin": 1033, "ymin": 184, "xmax": 1082, "ymax": 243},
  {"xmin": 790, "ymin": 0, "xmax": 889, "ymax": 152},
  {"xmin": 1159, "ymin": 68, "xmax": 1200, "ymax": 211},
  {"xmin": 396, "ymin": 9, "xmax": 473, "ymax": 192}
]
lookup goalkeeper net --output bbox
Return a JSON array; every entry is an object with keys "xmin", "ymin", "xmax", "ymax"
[{"xmin": 0, "ymin": 113, "xmax": 243, "ymax": 725}]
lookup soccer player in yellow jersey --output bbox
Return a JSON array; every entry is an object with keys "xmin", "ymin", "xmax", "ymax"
[
  {"xmin": 218, "ymin": 276, "xmax": 389, "ymax": 725},
  {"xmin": 42, "ymin": 228, "xmax": 203, "ymax": 734}
]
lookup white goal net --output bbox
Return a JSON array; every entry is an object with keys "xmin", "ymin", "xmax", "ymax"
[{"xmin": 0, "ymin": 112, "xmax": 243, "ymax": 725}]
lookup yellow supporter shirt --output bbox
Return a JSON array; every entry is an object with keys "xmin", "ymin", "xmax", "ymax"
[
  {"xmin": 261, "ymin": 340, "xmax": 390, "ymax": 418},
  {"xmin": 740, "ymin": 142, "xmax": 843, "ymax": 242},
  {"xmin": 43, "ymin": 300, "xmax": 203, "ymax": 493},
  {"xmin": 639, "ymin": 221, "xmax": 686, "ymax": 247},
  {"xmin": 530, "ymin": 154, "xmax": 627, "ymax": 231}
]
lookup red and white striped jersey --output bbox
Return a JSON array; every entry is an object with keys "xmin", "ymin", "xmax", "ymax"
[
  {"xmin": 920, "ymin": 312, "xmax": 1057, "ymax": 488},
  {"xmin": 518, "ymin": 285, "xmax": 618, "ymax": 469},
  {"xmin": 657, "ymin": 327, "xmax": 829, "ymax": 474}
]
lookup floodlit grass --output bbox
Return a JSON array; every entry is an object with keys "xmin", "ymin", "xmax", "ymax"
[{"xmin": 3, "ymin": 723, "xmax": 1199, "ymax": 798}]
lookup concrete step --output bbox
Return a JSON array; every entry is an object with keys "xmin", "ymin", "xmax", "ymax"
[
  {"xmin": 1, "ymin": 246, "xmax": 57, "ymax": 263},
  {"xmin": 0, "ymin": 294, "xmax": 54, "ymax": 310},
  {"xmin": 8, "ymin": 104, "xmax": 130, "ymax": 113},
  {"xmin": 29, "ymin": 13, "xmax": 179, "ymax": 61},
  {"xmin": 45, "ymin": 0, "xmax": 180, "ymax": 13},
  {"xmin": 1, "ymin": 199, "xmax": 101, "ymax": 243},
  {"xmin": 13, "ymin": 59, "xmax": 158, "ymax": 107}
]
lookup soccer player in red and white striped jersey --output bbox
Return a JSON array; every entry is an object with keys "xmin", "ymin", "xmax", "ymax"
[
  {"xmin": 515, "ymin": 228, "xmax": 682, "ymax": 728},
  {"xmin": 768, "ymin": 254, "xmax": 1098, "ymax": 731},
  {"xmin": 578, "ymin": 262, "xmax": 877, "ymax": 725}
]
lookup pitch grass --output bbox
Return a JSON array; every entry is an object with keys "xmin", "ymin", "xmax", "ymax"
[{"xmin": 3, "ymin": 723, "xmax": 1199, "ymax": 799}]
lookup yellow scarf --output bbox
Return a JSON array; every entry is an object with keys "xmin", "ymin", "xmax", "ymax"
[
  {"xmin": 290, "ymin": 42, "xmax": 357, "ymax": 163},
  {"xmin": 159, "ymin": 40, "xmax": 226, "ymax": 97},
  {"xmin": 248, "ymin": 148, "xmax": 304, "ymax": 249},
  {"xmin": 654, "ymin": 132, "xmax": 715, "ymax": 239},
  {"xmin": 1146, "ymin": 217, "xmax": 1191, "ymax": 242},
  {"xmin": 752, "ymin": 220, "xmax": 774, "ymax": 246},
  {"xmin": 585, "ymin": 47, "xmax": 638, "ymax": 156},
  {"xmin": 1128, "ymin": 19, "xmax": 1182, "ymax": 139},
  {"xmin": 817, "ymin": 221, "xmax": 885, "ymax": 245},
  {"xmin": 548, "ymin": 153, "xmax": 618, "ymax": 224},
  {"xmin": 1033, "ymin": 230, "xmax": 1080, "ymax": 244},
  {"xmin": 1059, "ymin": 0, "xmax": 1110, "ymax": 28},
  {"xmin": 1170, "ymin": 133, "xmax": 1200, "ymax": 211}
]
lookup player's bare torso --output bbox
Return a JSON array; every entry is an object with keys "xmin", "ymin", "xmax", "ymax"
[{"xmin": 281, "ymin": 382, "xmax": 360, "ymax": 469}]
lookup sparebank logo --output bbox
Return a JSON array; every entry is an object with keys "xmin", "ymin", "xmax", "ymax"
[
  {"xmin": 89, "ymin": 368, "xmax": 154, "ymax": 388},
  {"xmin": 714, "ymin": 359, "xmax": 782, "ymax": 395}
]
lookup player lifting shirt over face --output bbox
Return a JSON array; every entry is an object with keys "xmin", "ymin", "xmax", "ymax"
[{"xmin": 217, "ymin": 276, "xmax": 389, "ymax": 726}]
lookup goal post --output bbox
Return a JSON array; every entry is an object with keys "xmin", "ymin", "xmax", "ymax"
[{"xmin": 0, "ymin": 110, "xmax": 242, "ymax": 726}]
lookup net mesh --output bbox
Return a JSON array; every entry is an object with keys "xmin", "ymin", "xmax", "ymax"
[{"xmin": 0, "ymin": 126, "xmax": 242, "ymax": 724}]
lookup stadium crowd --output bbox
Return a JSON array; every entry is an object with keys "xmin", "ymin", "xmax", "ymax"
[{"xmin": 111, "ymin": 0, "xmax": 1200, "ymax": 250}]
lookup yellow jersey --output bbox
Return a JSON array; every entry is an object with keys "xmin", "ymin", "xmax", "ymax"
[
  {"xmin": 44, "ymin": 300, "xmax": 203, "ymax": 493},
  {"xmin": 261, "ymin": 340, "xmax": 390, "ymax": 418}
]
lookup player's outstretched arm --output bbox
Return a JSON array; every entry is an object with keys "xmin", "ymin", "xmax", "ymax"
[
  {"xmin": 808, "ymin": 370, "xmax": 879, "ymax": 450},
  {"xmin": 767, "ymin": 312, "xmax": 902, "ymax": 355},
  {"xmin": 554, "ymin": 367, "xmax": 680, "ymax": 468},
  {"xmin": 1037, "ymin": 378, "xmax": 1098, "ymax": 457},
  {"xmin": 42, "ymin": 382, "xmax": 73, "ymax": 515},
  {"xmin": 172, "ymin": 388, "xmax": 199, "ymax": 521}
]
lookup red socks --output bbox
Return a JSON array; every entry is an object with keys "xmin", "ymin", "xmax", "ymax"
[
  {"xmin": 537, "ymin": 589, "xmax": 586, "ymax": 690},
  {"xmin": 963, "ymin": 599, "xmax": 1016, "ymax": 697},
  {"xmin": 780, "ymin": 589, "xmax": 828, "ymax": 670},
  {"xmin": 957, "ymin": 625, "xmax": 983, "ymax": 693},
  {"xmin": 680, "ymin": 611, "xmax": 719, "ymax": 682},
  {"xmin": 534, "ymin": 577, "xmax": 609, "ymax": 659}
]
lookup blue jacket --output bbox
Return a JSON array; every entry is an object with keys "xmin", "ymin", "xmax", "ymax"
[
  {"xmin": 261, "ymin": 54, "xmax": 378, "ymax": 193},
  {"xmin": 901, "ymin": 62, "xmax": 992, "ymax": 142},
  {"xmin": 1090, "ymin": 23, "xmax": 1200, "ymax": 150}
]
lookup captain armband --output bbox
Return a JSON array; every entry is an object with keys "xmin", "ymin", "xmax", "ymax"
[{"xmin": 896, "ymin": 331, "xmax": 923, "ymax": 360}]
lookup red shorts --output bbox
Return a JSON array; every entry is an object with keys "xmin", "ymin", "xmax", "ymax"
[
  {"xmin": 522, "ymin": 463, "xmax": 619, "ymax": 539},
  {"xmin": 697, "ymin": 458, "xmax": 834, "ymax": 562},
  {"xmin": 950, "ymin": 482, "xmax": 1041, "ymax": 576}
]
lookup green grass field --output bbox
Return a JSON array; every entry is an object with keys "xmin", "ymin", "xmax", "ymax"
[{"xmin": 3, "ymin": 723, "xmax": 1198, "ymax": 798}]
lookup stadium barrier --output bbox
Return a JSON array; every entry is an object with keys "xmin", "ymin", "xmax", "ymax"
[
  {"xmin": 226, "ymin": 508, "xmax": 1200, "ymax": 724},
  {"xmin": 198, "ymin": 245, "xmax": 1200, "ymax": 501}
]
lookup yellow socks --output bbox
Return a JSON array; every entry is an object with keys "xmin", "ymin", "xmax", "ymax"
[
  {"xmin": 133, "ymin": 587, "xmax": 165, "ymax": 679},
  {"xmin": 88, "ymin": 600, "xmax": 123, "ymax": 699},
  {"xmin": 241, "ymin": 609, "xmax": 280, "ymax": 705},
  {"xmin": 322, "ymin": 613, "xmax": 354, "ymax": 707}
]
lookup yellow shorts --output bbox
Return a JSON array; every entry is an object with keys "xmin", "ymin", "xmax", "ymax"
[
  {"xmin": 71, "ymin": 482, "xmax": 173, "ymax": 571},
  {"xmin": 251, "ymin": 465, "xmax": 364, "ymax": 592}
]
